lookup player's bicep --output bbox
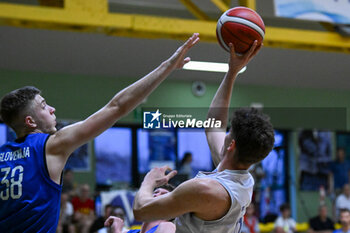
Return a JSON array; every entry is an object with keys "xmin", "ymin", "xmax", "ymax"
[
  {"xmin": 133, "ymin": 191, "xmax": 189, "ymax": 221},
  {"xmin": 134, "ymin": 180, "xmax": 206, "ymax": 222},
  {"xmin": 47, "ymin": 106, "xmax": 117, "ymax": 156}
]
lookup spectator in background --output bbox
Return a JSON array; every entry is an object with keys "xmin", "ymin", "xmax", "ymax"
[
  {"xmin": 308, "ymin": 205, "xmax": 335, "ymax": 233},
  {"xmin": 336, "ymin": 184, "xmax": 350, "ymax": 219},
  {"xmin": 178, "ymin": 152, "xmax": 193, "ymax": 179},
  {"xmin": 298, "ymin": 130, "xmax": 332, "ymax": 191},
  {"xmin": 274, "ymin": 204, "xmax": 296, "ymax": 233},
  {"xmin": 62, "ymin": 169, "xmax": 76, "ymax": 197},
  {"xmin": 333, "ymin": 209, "xmax": 350, "ymax": 233},
  {"xmin": 72, "ymin": 184, "xmax": 95, "ymax": 233},
  {"xmin": 329, "ymin": 148, "xmax": 350, "ymax": 195},
  {"xmin": 113, "ymin": 207, "xmax": 128, "ymax": 230},
  {"xmin": 57, "ymin": 192, "xmax": 75, "ymax": 233},
  {"xmin": 242, "ymin": 203, "xmax": 260, "ymax": 233},
  {"xmin": 89, "ymin": 204, "xmax": 115, "ymax": 233}
]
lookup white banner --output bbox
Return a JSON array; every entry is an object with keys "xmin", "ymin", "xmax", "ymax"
[{"xmin": 274, "ymin": 0, "xmax": 350, "ymax": 25}]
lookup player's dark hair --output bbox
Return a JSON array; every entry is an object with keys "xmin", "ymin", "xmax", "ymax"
[
  {"xmin": 279, "ymin": 203, "xmax": 291, "ymax": 212},
  {"xmin": 157, "ymin": 184, "xmax": 175, "ymax": 192},
  {"xmin": 230, "ymin": 107, "xmax": 274, "ymax": 165},
  {"xmin": 0, "ymin": 86, "xmax": 40, "ymax": 131}
]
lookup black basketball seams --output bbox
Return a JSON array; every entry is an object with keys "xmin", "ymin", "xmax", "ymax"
[
  {"xmin": 225, "ymin": 21, "xmax": 263, "ymax": 40},
  {"xmin": 222, "ymin": 25, "xmax": 251, "ymax": 46}
]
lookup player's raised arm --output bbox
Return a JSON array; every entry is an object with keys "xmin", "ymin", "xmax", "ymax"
[
  {"xmin": 46, "ymin": 33, "xmax": 200, "ymax": 183},
  {"xmin": 133, "ymin": 166, "xmax": 230, "ymax": 222},
  {"xmin": 205, "ymin": 41, "xmax": 261, "ymax": 167}
]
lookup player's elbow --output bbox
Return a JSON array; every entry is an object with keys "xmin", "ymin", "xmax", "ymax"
[
  {"xmin": 106, "ymin": 99, "xmax": 128, "ymax": 119},
  {"xmin": 133, "ymin": 206, "xmax": 148, "ymax": 222}
]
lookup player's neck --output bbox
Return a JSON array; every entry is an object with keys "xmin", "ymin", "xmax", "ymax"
[
  {"xmin": 217, "ymin": 155, "xmax": 248, "ymax": 171},
  {"xmin": 16, "ymin": 128, "xmax": 42, "ymax": 138}
]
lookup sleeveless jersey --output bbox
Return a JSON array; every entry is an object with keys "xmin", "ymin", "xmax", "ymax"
[
  {"xmin": 0, "ymin": 133, "xmax": 62, "ymax": 233},
  {"xmin": 175, "ymin": 169, "xmax": 254, "ymax": 233}
]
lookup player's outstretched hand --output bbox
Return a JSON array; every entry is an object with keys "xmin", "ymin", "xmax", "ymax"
[
  {"xmin": 104, "ymin": 216, "xmax": 124, "ymax": 233},
  {"xmin": 228, "ymin": 40, "xmax": 262, "ymax": 75},
  {"xmin": 143, "ymin": 166, "xmax": 177, "ymax": 188},
  {"xmin": 167, "ymin": 33, "xmax": 200, "ymax": 69}
]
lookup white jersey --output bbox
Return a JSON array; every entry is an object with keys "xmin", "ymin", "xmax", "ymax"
[{"xmin": 175, "ymin": 169, "xmax": 254, "ymax": 233}]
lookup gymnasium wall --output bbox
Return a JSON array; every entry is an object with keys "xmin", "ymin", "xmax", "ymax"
[{"xmin": 1, "ymin": 69, "xmax": 349, "ymax": 222}]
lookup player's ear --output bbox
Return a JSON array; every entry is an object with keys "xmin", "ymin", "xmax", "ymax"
[
  {"xmin": 227, "ymin": 139, "xmax": 236, "ymax": 151},
  {"xmin": 25, "ymin": 115, "xmax": 37, "ymax": 128}
]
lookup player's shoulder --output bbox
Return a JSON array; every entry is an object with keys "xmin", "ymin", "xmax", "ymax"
[{"xmin": 179, "ymin": 178, "xmax": 229, "ymax": 202}]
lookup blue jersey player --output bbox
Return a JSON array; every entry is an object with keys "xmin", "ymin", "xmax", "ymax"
[{"xmin": 0, "ymin": 33, "xmax": 199, "ymax": 233}]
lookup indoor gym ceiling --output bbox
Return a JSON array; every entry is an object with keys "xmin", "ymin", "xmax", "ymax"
[{"xmin": 0, "ymin": 0, "xmax": 349, "ymax": 90}]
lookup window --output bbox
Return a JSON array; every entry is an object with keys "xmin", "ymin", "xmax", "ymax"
[
  {"xmin": 95, "ymin": 127, "xmax": 132, "ymax": 184},
  {"xmin": 177, "ymin": 129, "xmax": 213, "ymax": 177},
  {"xmin": 137, "ymin": 129, "xmax": 176, "ymax": 174}
]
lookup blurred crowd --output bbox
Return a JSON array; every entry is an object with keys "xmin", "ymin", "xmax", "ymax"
[
  {"xmin": 58, "ymin": 148, "xmax": 350, "ymax": 233},
  {"xmin": 56, "ymin": 169, "xmax": 128, "ymax": 233}
]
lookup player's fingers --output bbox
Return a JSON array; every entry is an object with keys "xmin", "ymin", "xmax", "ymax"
[
  {"xmin": 189, "ymin": 34, "xmax": 200, "ymax": 47},
  {"xmin": 229, "ymin": 43, "xmax": 236, "ymax": 57},
  {"xmin": 245, "ymin": 40, "xmax": 258, "ymax": 59},
  {"xmin": 166, "ymin": 170, "xmax": 177, "ymax": 180},
  {"xmin": 249, "ymin": 43, "xmax": 262, "ymax": 59},
  {"xmin": 183, "ymin": 57, "xmax": 191, "ymax": 64},
  {"xmin": 183, "ymin": 33, "xmax": 197, "ymax": 46},
  {"xmin": 155, "ymin": 177, "xmax": 168, "ymax": 187},
  {"xmin": 182, "ymin": 33, "xmax": 200, "ymax": 52},
  {"xmin": 161, "ymin": 165, "xmax": 173, "ymax": 172}
]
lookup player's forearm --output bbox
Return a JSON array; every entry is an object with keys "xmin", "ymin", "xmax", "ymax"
[
  {"xmin": 107, "ymin": 60, "xmax": 175, "ymax": 119},
  {"xmin": 207, "ymin": 70, "xmax": 238, "ymax": 128},
  {"xmin": 133, "ymin": 181, "xmax": 156, "ymax": 220},
  {"xmin": 205, "ymin": 70, "xmax": 238, "ymax": 165}
]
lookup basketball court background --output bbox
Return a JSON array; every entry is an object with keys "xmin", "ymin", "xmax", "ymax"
[{"xmin": 1, "ymin": 0, "xmax": 350, "ymax": 227}]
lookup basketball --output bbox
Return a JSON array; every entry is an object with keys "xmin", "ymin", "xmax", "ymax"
[{"xmin": 216, "ymin": 7, "xmax": 265, "ymax": 53}]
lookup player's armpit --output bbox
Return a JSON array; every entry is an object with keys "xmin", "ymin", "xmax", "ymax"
[{"xmin": 45, "ymin": 108, "xmax": 118, "ymax": 183}]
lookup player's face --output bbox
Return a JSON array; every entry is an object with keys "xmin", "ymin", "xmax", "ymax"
[
  {"xmin": 31, "ymin": 95, "xmax": 57, "ymax": 134},
  {"xmin": 153, "ymin": 188, "xmax": 170, "ymax": 197}
]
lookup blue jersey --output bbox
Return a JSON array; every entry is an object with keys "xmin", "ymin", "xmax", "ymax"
[
  {"xmin": 0, "ymin": 133, "xmax": 62, "ymax": 233},
  {"xmin": 128, "ymin": 225, "xmax": 159, "ymax": 233}
]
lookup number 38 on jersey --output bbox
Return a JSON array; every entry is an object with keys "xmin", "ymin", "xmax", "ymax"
[{"xmin": 0, "ymin": 165, "xmax": 24, "ymax": 200}]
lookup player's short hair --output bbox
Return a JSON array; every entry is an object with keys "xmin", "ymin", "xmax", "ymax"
[
  {"xmin": 0, "ymin": 86, "xmax": 41, "ymax": 131},
  {"xmin": 230, "ymin": 107, "xmax": 274, "ymax": 165},
  {"xmin": 279, "ymin": 203, "xmax": 291, "ymax": 212},
  {"xmin": 156, "ymin": 184, "xmax": 175, "ymax": 192}
]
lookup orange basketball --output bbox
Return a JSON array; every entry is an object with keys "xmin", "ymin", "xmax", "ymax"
[{"xmin": 216, "ymin": 7, "xmax": 265, "ymax": 53}]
